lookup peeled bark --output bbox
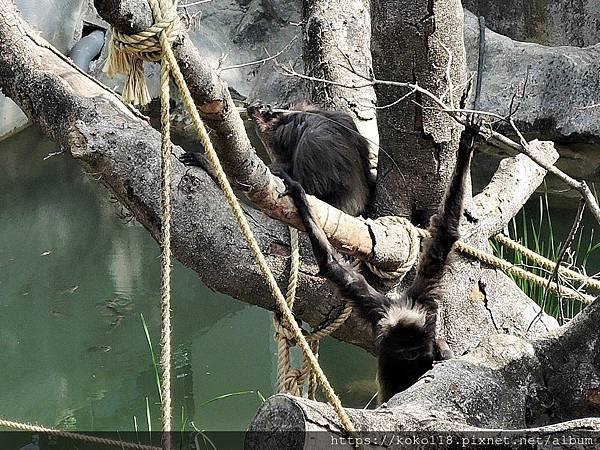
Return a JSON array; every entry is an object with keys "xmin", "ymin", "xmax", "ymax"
[{"xmin": 370, "ymin": 0, "xmax": 468, "ymax": 220}]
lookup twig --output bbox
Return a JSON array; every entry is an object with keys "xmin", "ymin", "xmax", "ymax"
[
  {"xmin": 555, "ymin": 199, "xmax": 586, "ymax": 323},
  {"xmin": 326, "ymin": 21, "xmax": 359, "ymax": 76},
  {"xmin": 528, "ymin": 199, "xmax": 586, "ymax": 331},
  {"xmin": 373, "ymin": 88, "xmax": 417, "ymax": 110},
  {"xmin": 437, "ymin": 41, "xmax": 454, "ymax": 109},
  {"xmin": 177, "ymin": 0, "xmax": 211, "ymax": 7},
  {"xmin": 218, "ymin": 37, "xmax": 297, "ymax": 73},
  {"xmin": 474, "ymin": 16, "xmax": 485, "ymax": 108},
  {"xmin": 43, "ymin": 149, "xmax": 65, "ymax": 160},
  {"xmin": 507, "ymin": 65, "xmax": 530, "ymax": 118},
  {"xmin": 578, "ymin": 103, "xmax": 600, "ymax": 110}
]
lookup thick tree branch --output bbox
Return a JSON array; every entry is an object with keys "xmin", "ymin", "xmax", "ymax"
[
  {"xmin": 92, "ymin": 0, "xmax": 385, "ymax": 260},
  {"xmin": 470, "ymin": 140, "xmax": 559, "ymax": 237},
  {"xmin": 0, "ymin": 0, "xmax": 377, "ymax": 349},
  {"xmin": 302, "ymin": 0, "xmax": 379, "ymax": 179},
  {"xmin": 276, "ymin": 64, "xmax": 600, "ymax": 226}
]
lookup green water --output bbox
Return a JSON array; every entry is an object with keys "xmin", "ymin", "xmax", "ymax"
[{"xmin": 0, "ymin": 128, "xmax": 377, "ymax": 432}]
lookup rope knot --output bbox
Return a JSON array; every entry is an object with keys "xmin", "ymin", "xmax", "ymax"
[
  {"xmin": 274, "ymin": 317, "xmax": 296, "ymax": 344},
  {"xmin": 364, "ymin": 216, "xmax": 422, "ymax": 280},
  {"xmin": 103, "ymin": 0, "xmax": 183, "ymax": 105}
]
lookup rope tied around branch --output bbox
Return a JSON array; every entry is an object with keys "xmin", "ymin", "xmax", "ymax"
[
  {"xmin": 364, "ymin": 215, "xmax": 595, "ymax": 303},
  {"xmin": 103, "ymin": 3, "xmax": 183, "ymax": 105},
  {"xmin": 364, "ymin": 216, "xmax": 421, "ymax": 280}
]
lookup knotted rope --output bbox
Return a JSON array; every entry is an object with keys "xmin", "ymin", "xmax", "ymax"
[
  {"xmin": 104, "ymin": 0, "xmax": 358, "ymax": 439},
  {"xmin": 157, "ymin": 15, "xmax": 174, "ymax": 450},
  {"xmin": 100, "ymin": 0, "xmax": 596, "ymax": 440},
  {"xmin": 104, "ymin": 3, "xmax": 183, "ymax": 105},
  {"xmin": 274, "ymin": 227, "xmax": 353, "ymax": 399},
  {"xmin": 273, "ymin": 226, "xmax": 302, "ymax": 395},
  {"xmin": 364, "ymin": 217, "xmax": 596, "ymax": 304}
]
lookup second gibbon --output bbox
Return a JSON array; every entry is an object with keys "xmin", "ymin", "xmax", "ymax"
[{"xmin": 247, "ymin": 102, "xmax": 373, "ymax": 216}]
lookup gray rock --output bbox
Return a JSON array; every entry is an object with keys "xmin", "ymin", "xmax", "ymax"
[
  {"xmin": 0, "ymin": 0, "xmax": 88, "ymax": 140},
  {"xmin": 92, "ymin": 0, "xmax": 303, "ymax": 105},
  {"xmin": 463, "ymin": 0, "xmax": 600, "ymax": 47},
  {"xmin": 464, "ymin": 9, "xmax": 600, "ymax": 181}
]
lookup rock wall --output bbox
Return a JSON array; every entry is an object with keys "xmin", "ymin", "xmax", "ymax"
[
  {"xmin": 463, "ymin": 9, "xmax": 600, "ymax": 181},
  {"xmin": 463, "ymin": 0, "xmax": 600, "ymax": 47}
]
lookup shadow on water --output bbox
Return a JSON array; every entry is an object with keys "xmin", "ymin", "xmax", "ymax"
[{"xmin": 0, "ymin": 128, "xmax": 377, "ymax": 433}]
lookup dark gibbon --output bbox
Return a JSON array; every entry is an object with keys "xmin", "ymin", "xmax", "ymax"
[
  {"xmin": 276, "ymin": 122, "xmax": 478, "ymax": 403},
  {"xmin": 247, "ymin": 102, "xmax": 373, "ymax": 216}
]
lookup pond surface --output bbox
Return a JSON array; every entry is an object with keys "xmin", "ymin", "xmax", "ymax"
[
  {"xmin": 0, "ymin": 128, "xmax": 376, "ymax": 433},
  {"xmin": 0, "ymin": 128, "xmax": 597, "ymax": 435}
]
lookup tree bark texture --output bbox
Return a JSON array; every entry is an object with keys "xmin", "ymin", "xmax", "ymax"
[
  {"xmin": 92, "ymin": 0, "xmax": 387, "ymax": 261},
  {"xmin": 370, "ymin": 0, "xmax": 468, "ymax": 221},
  {"xmin": 302, "ymin": 0, "xmax": 380, "ymax": 178}
]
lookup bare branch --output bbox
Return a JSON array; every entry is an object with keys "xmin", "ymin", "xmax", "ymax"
[
  {"xmin": 218, "ymin": 37, "xmax": 297, "ymax": 73},
  {"xmin": 528, "ymin": 199, "xmax": 586, "ymax": 330},
  {"xmin": 178, "ymin": 0, "xmax": 211, "ymax": 6},
  {"xmin": 578, "ymin": 103, "xmax": 600, "ymax": 110}
]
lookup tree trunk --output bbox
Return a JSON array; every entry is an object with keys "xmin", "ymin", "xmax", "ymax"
[
  {"xmin": 302, "ymin": 0, "xmax": 379, "ymax": 178},
  {"xmin": 370, "ymin": 0, "xmax": 467, "ymax": 222}
]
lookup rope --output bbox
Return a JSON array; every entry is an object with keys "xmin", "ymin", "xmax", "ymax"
[
  {"xmin": 493, "ymin": 233, "xmax": 600, "ymax": 291},
  {"xmin": 362, "ymin": 217, "xmax": 594, "ymax": 303},
  {"xmin": 101, "ymin": 0, "xmax": 597, "ymax": 435},
  {"xmin": 107, "ymin": 1, "xmax": 178, "ymax": 448},
  {"xmin": 104, "ymin": 0, "xmax": 358, "ymax": 437},
  {"xmin": 363, "ymin": 216, "xmax": 420, "ymax": 280},
  {"xmin": 0, "ymin": 419, "xmax": 161, "ymax": 450},
  {"xmin": 103, "ymin": 3, "xmax": 183, "ymax": 105},
  {"xmin": 298, "ymin": 303, "xmax": 354, "ymax": 399},
  {"xmin": 307, "ymin": 303, "xmax": 354, "ymax": 342},
  {"xmin": 274, "ymin": 226, "xmax": 301, "ymax": 395},
  {"xmin": 274, "ymin": 227, "xmax": 353, "ymax": 399},
  {"xmin": 455, "ymin": 239, "xmax": 595, "ymax": 303},
  {"xmin": 157, "ymin": 7, "xmax": 174, "ymax": 449}
]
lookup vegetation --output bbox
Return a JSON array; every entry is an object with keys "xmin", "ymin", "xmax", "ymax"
[{"xmin": 491, "ymin": 187, "xmax": 600, "ymax": 322}]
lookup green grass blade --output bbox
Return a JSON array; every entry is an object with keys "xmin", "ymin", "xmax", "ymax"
[{"xmin": 140, "ymin": 313, "xmax": 162, "ymax": 402}]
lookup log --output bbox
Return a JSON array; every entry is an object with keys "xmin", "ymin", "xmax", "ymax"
[{"xmin": 247, "ymin": 298, "xmax": 600, "ymax": 449}]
